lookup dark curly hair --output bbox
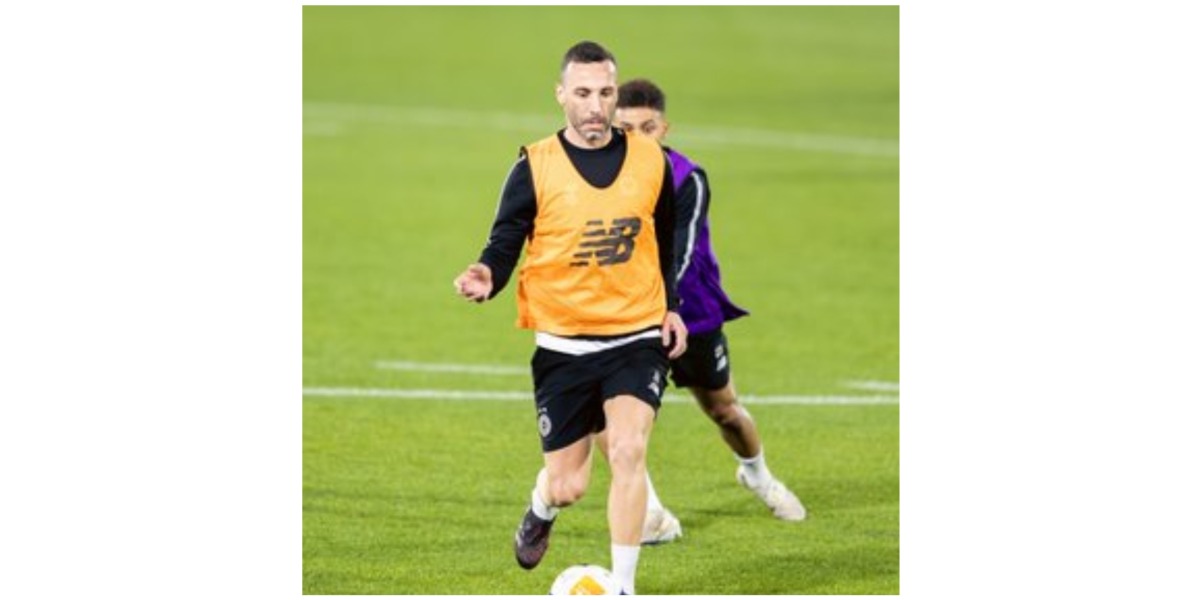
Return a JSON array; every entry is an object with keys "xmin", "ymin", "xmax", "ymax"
[{"xmin": 617, "ymin": 78, "xmax": 666, "ymax": 112}]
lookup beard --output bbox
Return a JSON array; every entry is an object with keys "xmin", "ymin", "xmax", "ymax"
[{"xmin": 572, "ymin": 114, "xmax": 610, "ymax": 142}]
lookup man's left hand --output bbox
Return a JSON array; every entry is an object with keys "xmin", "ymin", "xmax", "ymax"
[{"xmin": 661, "ymin": 311, "xmax": 688, "ymax": 360}]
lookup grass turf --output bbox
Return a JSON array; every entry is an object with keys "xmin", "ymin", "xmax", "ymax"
[{"xmin": 304, "ymin": 5, "xmax": 897, "ymax": 594}]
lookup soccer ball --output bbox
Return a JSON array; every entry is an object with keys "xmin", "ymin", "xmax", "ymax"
[{"xmin": 549, "ymin": 564, "xmax": 620, "ymax": 595}]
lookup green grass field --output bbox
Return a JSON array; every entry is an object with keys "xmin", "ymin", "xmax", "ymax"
[{"xmin": 304, "ymin": 6, "xmax": 898, "ymax": 594}]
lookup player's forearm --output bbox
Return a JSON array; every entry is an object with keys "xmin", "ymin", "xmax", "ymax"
[
  {"xmin": 654, "ymin": 168, "xmax": 680, "ymax": 310},
  {"xmin": 478, "ymin": 157, "xmax": 536, "ymax": 297},
  {"xmin": 673, "ymin": 170, "xmax": 708, "ymax": 283}
]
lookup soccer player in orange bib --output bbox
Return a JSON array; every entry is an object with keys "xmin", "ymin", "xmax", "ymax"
[{"xmin": 454, "ymin": 42, "xmax": 687, "ymax": 595}]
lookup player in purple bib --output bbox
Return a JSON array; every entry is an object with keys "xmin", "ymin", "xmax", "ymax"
[
  {"xmin": 612, "ymin": 79, "xmax": 807, "ymax": 544},
  {"xmin": 665, "ymin": 149, "xmax": 750, "ymax": 335}
]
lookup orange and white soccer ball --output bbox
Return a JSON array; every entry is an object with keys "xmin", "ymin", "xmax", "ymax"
[{"xmin": 549, "ymin": 564, "xmax": 620, "ymax": 595}]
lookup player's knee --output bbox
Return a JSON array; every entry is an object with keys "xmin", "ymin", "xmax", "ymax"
[
  {"xmin": 606, "ymin": 433, "xmax": 647, "ymax": 472},
  {"xmin": 706, "ymin": 401, "xmax": 743, "ymax": 427}
]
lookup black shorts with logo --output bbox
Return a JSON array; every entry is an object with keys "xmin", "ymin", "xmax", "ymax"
[
  {"xmin": 668, "ymin": 326, "xmax": 732, "ymax": 390},
  {"xmin": 531, "ymin": 337, "xmax": 668, "ymax": 453}
]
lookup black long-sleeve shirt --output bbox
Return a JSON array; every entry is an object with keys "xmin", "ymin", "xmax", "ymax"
[
  {"xmin": 477, "ymin": 128, "xmax": 679, "ymax": 310},
  {"xmin": 670, "ymin": 163, "xmax": 709, "ymax": 285}
]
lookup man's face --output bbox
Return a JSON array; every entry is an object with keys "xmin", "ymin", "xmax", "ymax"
[
  {"xmin": 556, "ymin": 60, "xmax": 618, "ymax": 145},
  {"xmin": 615, "ymin": 106, "xmax": 669, "ymax": 143}
]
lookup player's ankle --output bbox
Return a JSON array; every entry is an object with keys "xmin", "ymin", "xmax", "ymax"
[{"xmin": 737, "ymin": 449, "xmax": 773, "ymax": 488}]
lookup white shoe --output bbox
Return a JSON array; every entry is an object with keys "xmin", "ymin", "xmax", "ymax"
[
  {"xmin": 736, "ymin": 466, "xmax": 807, "ymax": 521},
  {"xmin": 640, "ymin": 507, "xmax": 683, "ymax": 545}
]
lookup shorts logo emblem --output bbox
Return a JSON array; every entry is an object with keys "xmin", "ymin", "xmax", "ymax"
[{"xmin": 648, "ymin": 369, "xmax": 662, "ymax": 396}]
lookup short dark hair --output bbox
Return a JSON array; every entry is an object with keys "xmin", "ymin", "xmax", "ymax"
[
  {"xmin": 560, "ymin": 41, "xmax": 617, "ymax": 74},
  {"xmin": 617, "ymin": 79, "xmax": 666, "ymax": 113}
]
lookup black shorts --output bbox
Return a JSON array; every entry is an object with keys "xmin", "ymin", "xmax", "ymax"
[
  {"xmin": 531, "ymin": 337, "xmax": 669, "ymax": 453},
  {"xmin": 669, "ymin": 326, "xmax": 732, "ymax": 390}
]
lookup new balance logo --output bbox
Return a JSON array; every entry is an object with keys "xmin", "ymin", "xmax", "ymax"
[{"xmin": 569, "ymin": 217, "xmax": 641, "ymax": 267}]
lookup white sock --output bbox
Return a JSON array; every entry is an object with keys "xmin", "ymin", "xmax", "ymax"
[
  {"xmin": 737, "ymin": 448, "xmax": 774, "ymax": 489},
  {"xmin": 611, "ymin": 543, "xmax": 641, "ymax": 594},
  {"xmin": 530, "ymin": 468, "xmax": 559, "ymax": 521},
  {"xmin": 645, "ymin": 472, "xmax": 664, "ymax": 513}
]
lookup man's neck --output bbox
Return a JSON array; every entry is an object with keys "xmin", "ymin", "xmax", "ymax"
[{"xmin": 562, "ymin": 126, "xmax": 612, "ymax": 150}]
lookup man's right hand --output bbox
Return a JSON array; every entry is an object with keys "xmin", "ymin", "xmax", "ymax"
[{"xmin": 453, "ymin": 263, "xmax": 494, "ymax": 303}]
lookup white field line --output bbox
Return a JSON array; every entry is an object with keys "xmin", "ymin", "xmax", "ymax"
[
  {"xmin": 373, "ymin": 360, "xmax": 528, "ymax": 376},
  {"xmin": 842, "ymin": 380, "xmax": 900, "ymax": 393},
  {"xmin": 303, "ymin": 101, "xmax": 898, "ymax": 158},
  {"xmin": 367, "ymin": 361, "xmax": 899, "ymax": 402},
  {"xmin": 304, "ymin": 388, "xmax": 531, "ymax": 401},
  {"xmin": 302, "ymin": 387, "xmax": 898, "ymax": 406}
]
